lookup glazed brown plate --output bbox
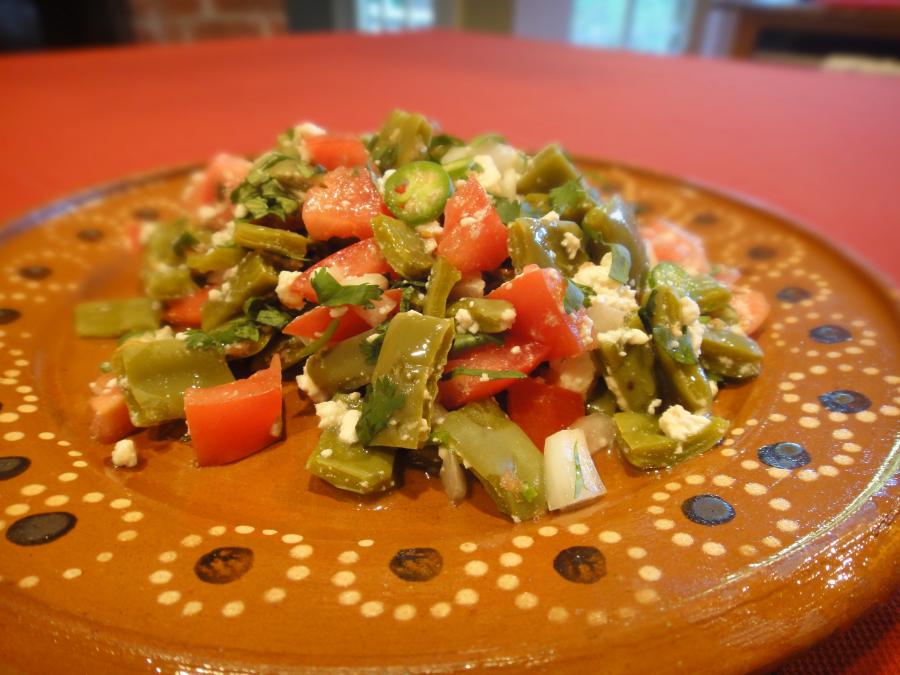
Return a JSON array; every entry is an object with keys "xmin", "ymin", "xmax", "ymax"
[{"xmin": 0, "ymin": 160, "xmax": 897, "ymax": 674}]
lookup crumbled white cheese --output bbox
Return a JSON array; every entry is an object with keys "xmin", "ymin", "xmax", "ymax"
[
  {"xmin": 479, "ymin": 373, "xmax": 490, "ymax": 382},
  {"xmin": 472, "ymin": 154, "xmax": 502, "ymax": 195},
  {"xmin": 233, "ymin": 203, "xmax": 248, "ymax": 219},
  {"xmin": 174, "ymin": 331, "xmax": 188, "ymax": 341},
  {"xmin": 496, "ymin": 307, "xmax": 516, "ymax": 331},
  {"xmin": 450, "ymin": 275, "xmax": 485, "ymax": 299},
  {"xmin": 207, "ymin": 288, "xmax": 223, "ymax": 302},
  {"xmin": 376, "ymin": 169, "xmax": 396, "ymax": 194},
  {"xmin": 659, "ymin": 405, "xmax": 710, "ymax": 442},
  {"xmin": 138, "ymin": 221, "xmax": 157, "ymax": 246},
  {"xmin": 297, "ymin": 366, "xmax": 326, "ymax": 403},
  {"xmin": 329, "ymin": 307, "xmax": 348, "ymax": 318},
  {"xmin": 270, "ymin": 418, "xmax": 283, "ymax": 437},
  {"xmin": 422, "ymin": 238, "xmax": 437, "ymax": 254},
  {"xmin": 415, "ymin": 221, "xmax": 443, "ymax": 239},
  {"xmin": 454, "ymin": 308, "xmax": 479, "ymax": 334},
  {"xmin": 111, "ymin": 439, "xmax": 138, "ymax": 468},
  {"xmin": 276, "ymin": 270, "xmax": 304, "ymax": 309},
  {"xmin": 320, "ymin": 448, "xmax": 333, "ymax": 458},
  {"xmin": 365, "ymin": 333, "xmax": 380, "ymax": 344},
  {"xmin": 646, "ymin": 398, "xmax": 663, "ymax": 415},
  {"xmin": 316, "ymin": 400, "xmax": 349, "ymax": 430},
  {"xmin": 497, "ymin": 168, "xmax": 519, "ymax": 200},
  {"xmin": 561, "ymin": 231, "xmax": 582, "ymax": 260},
  {"xmin": 596, "ymin": 327, "xmax": 650, "ymax": 356},
  {"xmin": 540, "ymin": 210, "xmax": 560, "ymax": 223},
  {"xmin": 210, "ymin": 221, "xmax": 235, "ymax": 247},
  {"xmin": 708, "ymin": 380, "xmax": 719, "ymax": 398},
  {"xmin": 686, "ymin": 321, "xmax": 705, "ymax": 356},
  {"xmin": 342, "ymin": 272, "xmax": 389, "ymax": 289},
  {"xmin": 338, "ymin": 409, "xmax": 362, "ymax": 444},
  {"xmin": 510, "ymin": 345, "xmax": 522, "ymax": 355},
  {"xmin": 680, "ymin": 296, "xmax": 701, "ymax": 325},
  {"xmin": 573, "ymin": 255, "xmax": 638, "ymax": 315},
  {"xmin": 295, "ymin": 121, "xmax": 326, "ymax": 138}
]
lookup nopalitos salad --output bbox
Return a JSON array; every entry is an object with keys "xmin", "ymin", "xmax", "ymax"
[{"xmin": 77, "ymin": 110, "xmax": 768, "ymax": 521}]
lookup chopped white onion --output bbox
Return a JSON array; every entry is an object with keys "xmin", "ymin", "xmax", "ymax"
[
  {"xmin": 543, "ymin": 429, "xmax": 606, "ymax": 511},
  {"xmin": 439, "ymin": 447, "xmax": 467, "ymax": 504},
  {"xmin": 569, "ymin": 414, "xmax": 615, "ymax": 454},
  {"xmin": 586, "ymin": 302, "xmax": 627, "ymax": 334}
]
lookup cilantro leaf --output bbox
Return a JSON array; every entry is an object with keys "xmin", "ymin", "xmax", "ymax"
[
  {"xmin": 581, "ymin": 227, "xmax": 632, "ymax": 285},
  {"xmin": 183, "ymin": 318, "xmax": 261, "ymax": 352},
  {"xmin": 450, "ymin": 332, "xmax": 503, "ymax": 355},
  {"xmin": 493, "ymin": 197, "xmax": 520, "ymax": 224},
  {"xmin": 311, "ymin": 268, "xmax": 383, "ymax": 309},
  {"xmin": 652, "ymin": 325, "xmax": 697, "ymax": 365},
  {"xmin": 356, "ymin": 377, "xmax": 406, "ymax": 447},
  {"xmin": 294, "ymin": 317, "xmax": 340, "ymax": 360},
  {"xmin": 243, "ymin": 297, "xmax": 293, "ymax": 329},
  {"xmin": 447, "ymin": 367, "xmax": 527, "ymax": 381},
  {"xmin": 563, "ymin": 279, "xmax": 587, "ymax": 314},
  {"xmin": 359, "ymin": 322, "xmax": 389, "ymax": 364}
]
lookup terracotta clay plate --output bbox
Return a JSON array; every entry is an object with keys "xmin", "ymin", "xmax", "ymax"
[{"xmin": 0, "ymin": 160, "xmax": 897, "ymax": 674}]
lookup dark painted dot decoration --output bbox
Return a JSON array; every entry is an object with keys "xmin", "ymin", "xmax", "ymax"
[
  {"xmin": 194, "ymin": 546, "xmax": 254, "ymax": 584},
  {"xmin": 632, "ymin": 200, "xmax": 650, "ymax": 216},
  {"xmin": 6, "ymin": 512, "xmax": 77, "ymax": 546},
  {"xmin": 133, "ymin": 207, "xmax": 160, "ymax": 220},
  {"xmin": 553, "ymin": 546, "xmax": 606, "ymax": 584},
  {"xmin": 0, "ymin": 455, "xmax": 30, "ymax": 480},
  {"xmin": 748, "ymin": 245, "xmax": 776, "ymax": 260},
  {"xmin": 0, "ymin": 308, "xmax": 21, "ymax": 324},
  {"xmin": 18, "ymin": 265, "xmax": 51, "ymax": 280},
  {"xmin": 389, "ymin": 547, "xmax": 443, "ymax": 582},
  {"xmin": 692, "ymin": 211, "xmax": 718, "ymax": 225},
  {"xmin": 818, "ymin": 390, "xmax": 871, "ymax": 414},
  {"xmin": 810, "ymin": 324, "xmax": 852, "ymax": 344},
  {"xmin": 76, "ymin": 228, "xmax": 104, "ymax": 242},
  {"xmin": 758, "ymin": 442, "xmax": 811, "ymax": 470},
  {"xmin": 681, "ymin": 495, "xmax": 736, "ymax": 526},
  {"xmin": 776, "ymin": 286, "xmax": 812, "ymax": 303}
]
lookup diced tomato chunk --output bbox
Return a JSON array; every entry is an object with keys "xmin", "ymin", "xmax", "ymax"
[
  {"xmin": 437, "ymin": 177, "xmax": 508, "ymax": 274},
  {"xmin": 283, "ymin": 305, "xmax": 370, "ymax": 345},
  {"xmin": 305, "ymin": 135, "xmax": 369, "ymax": 170},
  {"xmin": 88, "ymin": 374, "xmax": 135, "ymax": 444},
  {"xmin": 730, "ymin": 286, "xmax": 770, "ymax": 335},
  {"xmin": 184, "ymin": 356, "xmax": 283, "ymax": 466},
  {"xmin": 640, "ymin": 220, "xmax": 710, "ymax": 275},
  {"xmin": 286, "ymin": 238, "xmax": 391, "ymax": 306},
  {"xmin": 350, "ymin": 288, "xmax": 402, "ymax": 327},
  {"xmin": 488, "ymin": 265, "xmax": 592, "ymax": 361},
  {"xmin": 183, "ymin": 153, "xmax": 251, "ymax": 217},
  {"xmin": 302, "ymin": 167, "xmax": 388, "ymax": 241},
  {"xmin": 438, "ymin": 337, "xmax": 550, "ymax": 409},
  {"xmin": 507, "ymin": 378, "xmax": 585, "ymax": 450},
  {"xmin": 163, "ymin": 287, "xmax": 211, "ymax": 328}
]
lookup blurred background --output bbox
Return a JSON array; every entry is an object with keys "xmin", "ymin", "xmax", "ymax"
[{"xmin": 1, "ymin": 0, "xmax": 899, "ymax": 73}]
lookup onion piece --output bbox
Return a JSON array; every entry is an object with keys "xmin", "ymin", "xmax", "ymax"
[
  {"xmin": 569, "ymin": 413, "xmax": 615, "ymax": 454},
  {"xmin": 543, "ymin": 429, "xmax": 606, "ymax": 511},
  {"xmin": 586, "ymin": 302, "xmax": 626, "ymax": 334},
  {"xmin": 439, "ymin": 447, "xmax": 467, "ymax": 504}
]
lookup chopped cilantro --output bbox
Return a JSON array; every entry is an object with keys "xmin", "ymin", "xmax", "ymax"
[
  {"xmin": 356, "ymin": 377, "xmax": 406, "ymax": 447},
  {"xmin": 310, "ymin": 268, "xmax": 383, "ymax": 309},
  {"xmin": 184, "ymin": 318, "xmax": 261, "ymax": 352},
  {"xmin": 359, "ymin": 323, "xmax": 389, "ymax": 364},
  {"xmin": 493, "ymin": 197, "xmax": 520, "ymax": 224},
  {"xmin": 450, "ymin": 333, "xmax": 503, "ymax": 355},
  {"xmin": 447, "ymin": 367, "xmax": 526, "ymax": 381},
  {"xmin": 243, "ymin": 297, "xmax": 293, "ymax": 329},
  {"xmin": 581, "ymin": 228, "xmax": 632, "ymax": 284},
  {"xmin": 563, "ymin": 279, "xmax": 587, "ymax": 314}
]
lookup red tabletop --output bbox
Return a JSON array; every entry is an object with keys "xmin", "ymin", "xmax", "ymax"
[{"xmin": 0, "ymin": 31, "xmax": 896, "ymax": 672}]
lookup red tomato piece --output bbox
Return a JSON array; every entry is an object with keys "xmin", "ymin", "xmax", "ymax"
[
  {"xmin": 730, "ymin": 286, "xmax": 770, "ymax": 335},
  {"xmin": 286, "ymin": 238, "xmax": 391, "ymax": 306},
  {"xmin": 438, "ymin": 338, "xmax": 550, "ymax": 409},
  {"xmin": 282, "ymin": 304, "xmax": 370, "ymax": 345},
  {"xmin": 163, "ymin": 287, "xmax": 211, "ymax": 328},
  {"xmin": 640, "ymin": 220, "xmax": 710, "ymax": 275},
  {"xmin": 185, "ymin": 356, "xmax": 283, "ymax": 467},
  {"xmin": 350, "ymin": 288, "xmax": 402, "ymax": 327},
  {"xmin": 183, "ymin": 153, "xmax": 251, "ymax": 216},
  {"xmin": 437, "ymin": 177, "xmax": 508, "ymax": 274},
  {"xmin": 507, "ymin": 378, "xmax": 586, "ymax": 451},
  {"xmin": 89, "ymin": 374, "xmax": 135, "ymax": 444},
  {"xmin": 305, "ymin": 135, "xmax": 369, "ymax": 170},
  {"xmin": 302, "ymin": 167, "xmax": 387, "ymax": 241},
  {"xmin": 488, "ymin": 265, "xmax": 592, "ymax": 361}
]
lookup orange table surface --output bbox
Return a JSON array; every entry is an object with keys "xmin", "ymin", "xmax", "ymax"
[{"xmin": 0, "ymin": 31, "xmax": 896, "ymax": 674}]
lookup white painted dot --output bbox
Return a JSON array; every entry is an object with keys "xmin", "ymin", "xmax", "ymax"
[
  {"xmin": 264, "ymin": 587, "xmax": 286, "ymax": 604},
  {"xmin": 832, "ymin": 428, "xmax": 854, "ymax": 441},
  {"xmin": 182, "ymin": 601, "xmax": 203, "ymax": 616},
  {"xmin": 360, "ymin": 600, "xmax": 384, "ymax": 616},
  {"xmin": 788, "ymin": 372, "xmax": 805, "ymax": 381},
  {"xmin": 768, "ymin": 498, "xmax": 791, "ymax": 511},
  {"xmin": 459, "ymin": 541, "xmax": 477, "ymax": 553},
  {"xmin": 646, "ymin": 505, "xmax": 664, "ymax": 515},
  {"xmin": 262, "ymin": 529, "xmax": 277, "ymax": 536},
  {"xmin": 499, "ymin": 552, "xmax": 522, "ymax": 567},
  {"xmin": 627, "ymin": 547, "xmax": 647, "ymax": 559},
  {"xmin": 720, "ymin": 447, "xmax": 737, "ymax": 457},
  {"xmin": 109, "ymin": 498, "xmax": 131, "ymax": 509},
  {"xmin": 842, "ymin": 442, "xmax": 862, "ymax": 453},
  {"xmin": 783, "ymin": 393, "xmax": 800, "ymax": 403},
  {"xmin": 684, "ymin": 474, "xmax": 705, "ymax": 485},
  {"xmin": 72, "ymin": 460, "xmax": 87, "ymax": 468},
  {"xmin": 635, "ymin": 589, "xmax": 659, "ymax": 605},
  {"xmin": 567, "ymin": 523, "xmax": 589, "ymax": 535},
  {"xmin": 739, "ymin": 545, "xmax": 758, "ymax": 556},
  {"xmin": 430, "ymin": 601, "xmax": 452, "ymax": 618},
  {"xmin": 338, "ymin": 550, "xmax": 359, "ymax": 564},
  {"xmin": 464, "ymin": 560, "xmax": 488, "ymax": 577},
  {"xmin": 548, "ymin": 606, "xmax": 570, "ymax": 623},
  {"xmin": 833, "ymin": 454, "xmax": 854, "ymax": 466},
  {"xmin": 82, "ymin": 491, "xmax": 104, "ymax": 503},
  {"xmin": 538, "ymin": 526, "xmax": 558, "ymax": 537},
  {"xmin": 222, "ymin": 601, "xmax": 244, "ymax": 617},
  {"xmin": 0, "ymin": 412, "xmax": 18, "ymax": 423},
  {"xmin": 5, "ymin": 503, "xmax": 29, "ymax": 516},
  {"xmin": 281, "ymin": 533, "xmax": 303, "ymax": 544},
  {"xmin": 712, "ymin": 475, "xmax": 735, "ymax": 487},
  {"xmin": 18, "ymin": 576, "xmax": 39, "ymax": 589},
  {"xmin": 777, "ymin": 519, "xmax": 799, "ymax": 533},
  {"xmin": 744, "ymin": 483, "xmax": 768, "ymax": 496},
  {"xmin": 338, "ymin": 590, "xmax": 361, "ymax": 606},
  {"xmin": 122, "ymin": 511, "xmax": 144, "ymax": 523},
  {"xmin": 62, "ymin": 568, "xmax": 82, "ymax": 580},
  {"xmin": 653, "ymin": 519, "xmax": 674, "ymax": 531},
  {"xmin": 798, "ymin": 469, "xmax": 818, "ymax": 481},
  {"xmin": 454, "ymin": 588, "xmax": 479, "ymax": 606},
  {"xmin": 118, "ymin": 530, "xmax": 138, "ymax": 542},
  {"xmin": 149, "ymin": 570, "xmax": 173, "ymax": 585},
  {"xmin": 497, "ymin": 574, "xmax": 520, "ymax": 590},
  {"xmin": 208, "ymin": 525, "xmax": 226, "ymax": 536},
  {"xmin": 158, "ymin": 551, "xmax": 177, "ymax": 563},
  {"xmin": 598, "ymin": 530, "xmax": 621, "ymax": 544},
  {"xmin": 20, "ymin": 483, "xmax": 46, "ymax": 496},
  {"xmin": 638, "ymin": 565, "xmax": 662, "ymax": 582},
  {"xmin": 671, "ymin": 532, "xmax": 694, "ymax": 547},
  {"xmin": 801, "ymin": 403, "xmax": 820, "ymax": 414},
  {"xmin": 358, "ymin": 538, "xmax": 374, "ymax": 547},
  {"xmin": 586, "ymin": 610, "xmax": 608, "ymax": 626},
  {"xmin": 809, "ymin": 365, "xmax": 827, "ymax": 375},
  {"xmin": 38, "ymin": 431, "xmax": 53, "ymax": 440},
  {"xmin": 180, "ymin": 534, "xmax": 202, "ymax": 547},
  {"xmin": 387, "ymin": 603, "xmax": 417, "ymax": 623},
  {"xmin": 880, "ymin": 405, "xmax": 899, "ymax": 417},
  {"xmin": 741, "ymin": 460, "xmax": 759, "ymax": 470},
  {"xmin": 17, "ymin": 404, "xmax": 37, "ymax": 414},
  {"xmin": 856, "ymin": 411, "xmax": 877, "ymax": 423},
  {"xmin": 57, "ymin": 472, "xmax": 77, "ymax": 482},
  {"xmin": 730, "ymin": 427, "xmax": 744, "ymax": 436},
  {"xmin": 234, "ymin": 525, "xmax": 254, "ymax": 534},
  {"xmin": 767, "ymin": 467, "xmax": 790, "ymax": 479},
  {"xmin": 290, "ymin": 544, "xmax": 313, "ymax": 559},
  {"xmin": 702, "ymin": 542, "xmax": 726, "ymax": 556},
  {"xmin": 798, "ymin": 417, "xmax": 820, "ymax": 429},
  {"xmin": 286, "ymin": 565, "xmax": 310, "ymax": 581},
  {"xmin": 96, "ymin": 552, "xmax": 113, "ymax": 562},
  {"xmin": 157, "ymin": 590, "xmax": 181, "ymax": 606},
  {"xmin": 3, "ymin": 431, "xmax": 24, "ymax": 441},
  {"xmin": 331, "ymin": 571, "xmax": 356, "ymax": 588},
  {"xmin": 651, "ymin": 491, "xmax": 670, "ymax": 502},
  {"xmin": 819, "ymin": 465, "xmax": 840, "ymax": 477},
  {"xmin": 769, "ymin": 413, "xmax": 787, "ymax": 422},
  {"xmin": 512, "ymin": 535, "xmax": 533, "ymax": 549}
]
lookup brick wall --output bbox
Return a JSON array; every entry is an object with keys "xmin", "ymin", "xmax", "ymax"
[{"xmin": 130, "ymin": 0, "xmax": 288, "ymax": 43}]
